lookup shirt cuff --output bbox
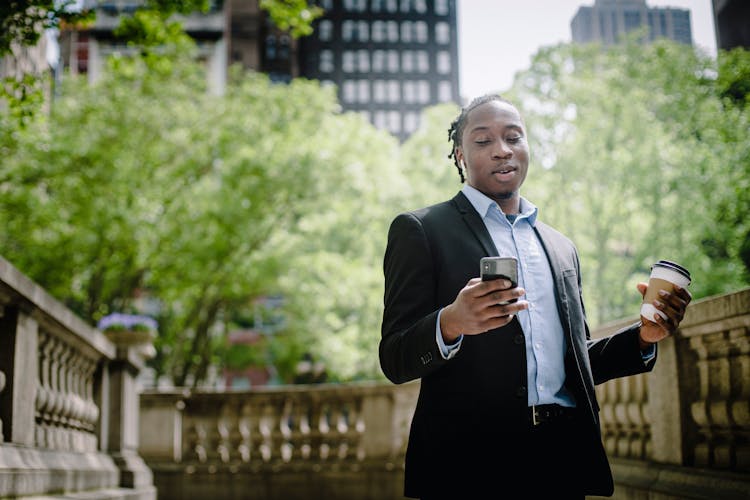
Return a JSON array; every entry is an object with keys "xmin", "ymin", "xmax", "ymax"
[
  {"xmin": 641, "ymin": 343, "xmax": 656, "ymax": 365},
  {"xmin": 436, "ymin": 308, "xmax": 462, "ymax": 359}
]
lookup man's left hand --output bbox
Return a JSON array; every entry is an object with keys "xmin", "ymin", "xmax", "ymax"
[{"xmin": 636, "ymin": 282, "xmax": 693, "ymax": 349}]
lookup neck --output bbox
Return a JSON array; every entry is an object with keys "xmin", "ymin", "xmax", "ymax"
[{"xmin": 494, "ymin": 193, "xmax": 520, "ymax": 215}]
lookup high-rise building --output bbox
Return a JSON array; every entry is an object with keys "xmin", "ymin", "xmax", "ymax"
[
  {"xmin": 296, "ymin": 0, "xmax": 461, "ymax": 141},
  {"xmin": 58, "ymin": 0, "xmax": 460, "ymax": 141},
  {"xmin": 712, "ymin": 0, "xmax": 750, "ymax": 50},
  {"xmin": 571, "ymin": 0, "xmax": 692, "ymax": 47}
]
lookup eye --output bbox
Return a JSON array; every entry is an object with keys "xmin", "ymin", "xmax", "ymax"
[
  {"xmin": 506, "ymin": 136, "xmax": 522, "ymax": 144},
  {"xmin": 475, "ymin": 139, "xmax": 491, "ymax": 145}
]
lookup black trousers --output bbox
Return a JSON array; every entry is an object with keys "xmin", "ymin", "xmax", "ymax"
[{"xmin": 418, "ymin": 413, "xmax": 586, "ymax": 500}]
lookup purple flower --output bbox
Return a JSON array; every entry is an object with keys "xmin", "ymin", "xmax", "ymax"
[{"xmin": 97, "ymin": 312, "xmax": 158, "ymax": 332}]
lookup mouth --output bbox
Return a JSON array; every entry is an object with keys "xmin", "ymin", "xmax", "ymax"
[{"xmin": 492, "ymin": 165, "xmax": 516, "ymax": 181}]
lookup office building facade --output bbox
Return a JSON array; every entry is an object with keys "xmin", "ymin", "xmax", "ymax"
[
  {"xmin": 297, "ymin": 0, "xmax": 461, "ymax": 141},
  {"xmin": 712, "ymin": 0, "xmax": 750, "ymax": 50},
  {"xmin": 571, "ymin": 0, "xmax": 692, "ymax": 46}
]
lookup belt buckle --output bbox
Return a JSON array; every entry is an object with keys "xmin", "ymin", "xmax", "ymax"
[{"xmin": 532, "ymin": 405, "xmax": 541, "ymax": 426}]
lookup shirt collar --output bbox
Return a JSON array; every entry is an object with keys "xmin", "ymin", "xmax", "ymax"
[{"xmin": 461, "ymin": 184, "xmax": 538, "ymax": 225}]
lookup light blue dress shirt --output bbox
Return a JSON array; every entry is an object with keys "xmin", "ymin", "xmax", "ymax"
[{"xmin": 436, "ymin": 185, "xmax": 574, "ymax": 407}]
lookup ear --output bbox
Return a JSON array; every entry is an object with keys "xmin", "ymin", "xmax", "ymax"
[{"xmin": 455, "ymin": 147, "xmax": 464, "ymax": 167}]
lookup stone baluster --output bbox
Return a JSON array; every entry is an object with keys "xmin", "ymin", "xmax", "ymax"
[
  {"xmin": 216, "ymin": 405, "xmax": 232, "ymax": 463},
  {"xmin": 689, "ymin": 330, "xmax": 749, "ymax": 469},
  {"xmin": 189, "ymin": 420, "xmax": 208, "ymax": 463},
  {"xmin": 237, "ymin": 402, "xmax": 252, "ymax": 463}
]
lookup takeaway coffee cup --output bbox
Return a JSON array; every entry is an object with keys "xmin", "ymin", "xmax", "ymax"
[{"xmin": 640, "ymin": 260, "xmax": 691, "ymax": 322}]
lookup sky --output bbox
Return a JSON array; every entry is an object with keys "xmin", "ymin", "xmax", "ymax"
[{"xmin": 457, "ymin": 0, "xmax": 718, "ymax": 100}]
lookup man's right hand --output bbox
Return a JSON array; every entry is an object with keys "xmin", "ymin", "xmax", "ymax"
[{"xmin": 440, "ymin": 277, "xmax": 528, "ymax": 343}]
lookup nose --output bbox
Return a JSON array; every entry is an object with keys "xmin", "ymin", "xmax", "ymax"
[{"xmin": 492, "ymin": 139, "xmax": 513, "ymax": 159}]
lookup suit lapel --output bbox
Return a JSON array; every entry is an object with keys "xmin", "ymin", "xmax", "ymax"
[
  {"xmin": 452, "ymin": 192, "xmax": 498, "ymax": 256},
  {"xmin": 534, "ymin": 222, "xmax": 573, "ymax": 333}
]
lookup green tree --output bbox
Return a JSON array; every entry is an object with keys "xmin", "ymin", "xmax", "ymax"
[{"xmin": 510, "ymin": 39, "xmax": 750, "ymax": 325}]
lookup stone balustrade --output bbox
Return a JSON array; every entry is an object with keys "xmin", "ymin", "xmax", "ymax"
[
  {"xmin": 139, "ymin": 381, "xmax": 419, "ymax": 499},
  {"xmin": 0, "ymin": 255, "xmax": 155, "ymax": 499},
  {"xmin": 590, "ymin": 287, "xmax": 750, "ymax": 500},
  {"xmin": 141, "ymin": 288, "xmax": 750, "ymax": 500}
]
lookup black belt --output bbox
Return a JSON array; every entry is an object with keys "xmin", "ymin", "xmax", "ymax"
[{"xmin": 529, "ymin": 404, "xmax": 577, "ymax": 426}]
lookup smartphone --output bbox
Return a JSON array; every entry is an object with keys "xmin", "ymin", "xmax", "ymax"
[
  {"xmin": 480, "ymin": 256, "xmax": 518, "ymax": 285},
  {"xmin": 480, "ymin": 257, "xmax": 519, "ymax": 305}
]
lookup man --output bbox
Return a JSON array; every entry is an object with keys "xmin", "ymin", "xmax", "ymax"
[{"xmin": 379, "ymin": 95, "xmax": 691, "ymax": 499}]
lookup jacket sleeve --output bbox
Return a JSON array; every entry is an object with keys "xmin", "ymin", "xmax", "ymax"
[{"xmin": 379, "ymin": 212, "xmax": 450, "ymax": 384}]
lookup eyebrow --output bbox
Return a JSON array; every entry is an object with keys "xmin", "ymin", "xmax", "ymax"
[{"xmin": 469, "ymin": 124, "xmax": 524, "ymax": 134}]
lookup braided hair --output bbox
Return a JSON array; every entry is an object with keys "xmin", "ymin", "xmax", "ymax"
[{"xmin": 447, "ymin": 94, "xmax": 511, "ymax": 183}]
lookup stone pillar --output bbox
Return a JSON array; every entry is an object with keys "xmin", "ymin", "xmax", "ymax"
[
  {"xmin": 106, "ymin": 341, "xmax": 155, "ymax": 489},
  {"xmin": 0, "ymin": 306, "xmax": 38, "ymax": 446}
]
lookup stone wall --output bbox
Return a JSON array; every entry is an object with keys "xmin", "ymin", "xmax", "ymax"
[{"xmin": 0, "ymin": 255, "xmax": 156, "ymax": 499}]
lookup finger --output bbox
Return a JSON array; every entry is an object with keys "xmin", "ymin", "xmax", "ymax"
[{"xmin": 673, "ymin": 284, "xmax": 693, "ymax": 303}]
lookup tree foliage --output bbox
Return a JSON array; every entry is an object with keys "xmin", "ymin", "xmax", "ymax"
[
  {"xmin": 507, "ymin": 39, "xmax": 750, "ymax": 325},
  {"xmin": 1, "ymin": 25, "xmax": 748, "ymax": 386}
]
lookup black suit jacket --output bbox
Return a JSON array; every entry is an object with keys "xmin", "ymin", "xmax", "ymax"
[{"xmin": 380, "ymin": 192, "xmax": 654, "ymax": 498}]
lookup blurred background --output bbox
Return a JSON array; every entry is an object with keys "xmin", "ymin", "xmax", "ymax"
[{"xmin": 1, "ymin": 0, "xmax": 748, "ymax": 390}]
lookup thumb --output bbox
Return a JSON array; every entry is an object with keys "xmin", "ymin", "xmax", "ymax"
[{"xmin": 636, "ymin": 282, "xmax": 648, "ymax": 297}]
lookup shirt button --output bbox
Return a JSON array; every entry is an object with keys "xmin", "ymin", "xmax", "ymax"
[{"xmin": 513, "ymin": 334, "xmax": 524, "ymax": 345}]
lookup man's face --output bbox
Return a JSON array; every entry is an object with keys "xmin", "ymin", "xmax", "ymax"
[{"xmin": 455, "ymin": 100, "xmax": 529, "ymax": 208}]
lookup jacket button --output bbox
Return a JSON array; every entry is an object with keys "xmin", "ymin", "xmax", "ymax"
[
  {"xmin": 514, "ymin": 334, "xmax": 524, "ymax": 344},
  {"xmin": 516, "ymin": 386, "xmax": 527, "ymax": 398}
]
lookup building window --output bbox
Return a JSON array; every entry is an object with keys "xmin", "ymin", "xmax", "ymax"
[
  {"xmin": 401, "ymin": 0, "xmax": 427, "ymax": 13},
  {"xmin": 319, "ymin": 50, "xmax": 334, "ymax": 72},
  {"xmin": 357, "ymin": 21, "xmax": 369, "ymax": 42},
  {"xmin": 417, "ymin": 80, "xmax": 430, "ymax": 103},
  {"xmin": 265, "ymin": 35, "xmax": 277, "ymax": 60},
  {"xmin": 386, "ymin": 0, "xmax": 398, "ymax": 13},
  {"xmin": 401, "ymin": 21, "xmax": 413, "ymax": 43},
  {"xmin": 319, "ymin": 20, "xmax": 333, "ymax": 41},
  {"xmin": 342, "ymin": 80, "xmax": 356, "ymax": 102},
  {"xmin": 374, "ymin": 110, "xmax": 387, "ymax": 129},
  {"xmin": 437, "ymin": 50, "xmax": 451, "ymax": 74},
  {"xmin": 388, "ymin": 80, "xmax": 400, "ymax": 102},
  {"xmin": 404, "ymin": 111, "xmax": 419, "ymax": 133},
  {"xmin": 320, "ymin": 0, "xmax": 333, "ymax": 9},
  {"xmin": 438, "ymin": 80, "xmax": 452, "ymax": 102},
  {"xmin": 435, "ymin": 0, "xmax": 449, "ymax": 15},
  {"xmin": 387, "ymin": 50, "xmax": 399, "ymax": 72},
  {"xmin": 374, "ymin": 80, "xmax": 387, "ymax": 102},
  {"xmin": 403, "ymin": 80, "xmax": 416, "ymax": 103},
  {"xmin": 358, "ymin": 79, "xmax": 370, "ymax": 101},
  {"xmin": 435, "ymin": 22, "xmax": 450, "ymax": 44},
  {"xmin": 402, "ymin": 50, "xmax": 414, "ymax": 72},
  {"xmin": 358, "ymin": 50, "xmax": 370, "ymax": 72},
  {"xmin": 343, "ymin": 20, "xmax": 369, "ymax": 41},
  {"xmin": 388, "ymin": 21, "xmax": 399, "ymax": 42},
  {"xmin": 372, "ymin": 50, "xmax": 386, "ymax": 71},
  {"xmin": 416, "ymin": 50, "xmax": 429, "ymax": 72},
  {"xmin": 372, "ymin": 20, "xmax": 386, "ymax": 42},
  {"xmin": 342, "ymin": 51, "xmax": 355, "ymax": 72},
  {"xmin": 343, "ymin": 20, "xmax": 354, "ymax": 41},
  {"xmin": 414, "ymin": 21, "xmax": 428, "ymax": 43},
  {"xmin": 278, "ymin": 35, "xmax": 290, "ymax": 60},
  {"xmin": 344, "ymin": 0, "xmax": 366, "ymax": 12},
  {"xmin": 387, "ymin": 111, "xmax": 401, "ymax": 134}
]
